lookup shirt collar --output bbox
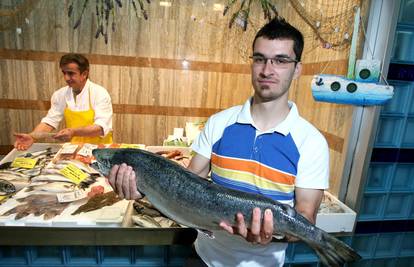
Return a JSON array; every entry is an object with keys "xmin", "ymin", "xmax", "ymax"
[
  {"xmin": 70, "ymin": 79, "xmax": 90, "ymax": 97},
  {"xmin": 236, "ymin": 97, "xmax": 299, "ymax": 136}
]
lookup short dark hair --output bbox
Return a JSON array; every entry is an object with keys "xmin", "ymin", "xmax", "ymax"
[
  {"xmin": 59, "ymin": 53, "xmax": 90, "ymax": 73},
  {"xmin": 253, "ymin": 18, "xmax": 304, "ymax": 62}
]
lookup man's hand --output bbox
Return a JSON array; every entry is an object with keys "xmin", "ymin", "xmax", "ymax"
[
  {"xmin": 108, "ymin": 163, "xmax": 142, "ymax": 200},
  {"xmin": 53, "ymin": 128, "xmax": 75, "ymax": 142},
  {"xmin": 14, "ymin": 133, "xmax": 34, "ymax": 151},
  {"xmin": 219, "ymin": 208, "xmax": 274, "ymax": 245}
]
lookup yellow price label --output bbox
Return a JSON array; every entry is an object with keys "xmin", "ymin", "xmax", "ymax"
[
  {"xmin": 60, "ymin": 164, "xmax": 88, "ymax": 184},
  {"xmin": 11, "ymin": 157, "xmax": 38, "ymax": 169},
  {"xmin": 120, "ymin": 144, "xmax": 145, "ymax": 149}
]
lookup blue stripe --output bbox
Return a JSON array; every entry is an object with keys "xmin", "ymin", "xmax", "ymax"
[
  {"xmin": 212, "ymin": 123, "xmax": 299, "ymax": 175},
  {"xmin": 212, "ymin": 174, "xmax": 294, "ymax": 201}
]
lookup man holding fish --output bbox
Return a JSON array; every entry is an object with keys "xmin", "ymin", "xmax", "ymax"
[
  {"xmin": 14, "ymin": 53, "xmax": 113, "ymax": 150},
  {"xmin": 109, "ymin": 18, "xmax": 330, "ymax": 267}
]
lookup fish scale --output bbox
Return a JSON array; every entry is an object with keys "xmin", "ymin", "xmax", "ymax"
[{"xmin": 92, "ymin": 148, "xmax": 361, "ymax": 267}]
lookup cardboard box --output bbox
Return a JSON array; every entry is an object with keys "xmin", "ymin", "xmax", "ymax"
[{"xmin": 316, "ymin": 191, "xmax": 357, "ymax": 233}]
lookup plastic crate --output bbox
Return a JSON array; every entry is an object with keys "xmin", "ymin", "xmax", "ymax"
[
  {"xmin": 374, "ymin": 233, "xmax": 402, "ymax": 258},
  {"xmin": 374, "ymin": 116, "xmax": 404, "ymax": 147},
  {"xmin": 400, "ymin": 232, "xmax": 414, "ymax": 256},
  {"xmin": 381, "ymin": 81, "xmax": 410, "ymax": 115},
  {"xmin": 352, "ymin": 234, "xmax": 377, "ymax": 258},
  {"xmin": 66, "ymin": 246, "xmax": 98, "ymax": 265},
  {"xmin": 384, "ymin": 193, "xmax": 413, "ymax": 219},
  {"xmin": 366, "ymin": 163, "xmax": 393, "ymax": 192},
  {"xmin": 0, "ymin": 246, "xmax": 27, "ymax": 265},
  {"xmin": 391, "ymin": 163, "xmax": 414, "ymax": 191},
  {"xmin": 358, "ymin": 194, "xmax": 386, "ymax": 221},
  {"xmin": 401, "ymin": 118, "xmax": 414, "ymax": 147}
]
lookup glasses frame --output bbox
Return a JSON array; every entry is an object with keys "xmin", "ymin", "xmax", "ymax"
[{"xmin": 249, "ymin": 55, "xmax": 299, "ymax": 67}]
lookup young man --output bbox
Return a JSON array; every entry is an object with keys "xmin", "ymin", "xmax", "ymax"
[
  {"xmin": 109, "ymin": 18, "xmax": 329, "ymax": 267},
  {"xmin": 14, "ymin": 53, "xmax": 113, "ymax": 150}
]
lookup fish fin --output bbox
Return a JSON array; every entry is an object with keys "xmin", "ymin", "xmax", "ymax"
[
  {"xmin": 305, "ymin": 231, "xmax": 361, "ymax": 266},
  {"xmin": 196, "ymin": 229, "xmax": 215, "ymax": 239}
]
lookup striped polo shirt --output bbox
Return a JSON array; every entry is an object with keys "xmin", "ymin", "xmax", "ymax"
[{"xmin": 192, "ymin": 98, "xmax": 329, "ymax": 206}]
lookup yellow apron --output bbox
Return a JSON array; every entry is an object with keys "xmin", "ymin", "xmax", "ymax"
[{"xmin": 64, "ymin": 88, "xmax": 113, "ymax": 144}]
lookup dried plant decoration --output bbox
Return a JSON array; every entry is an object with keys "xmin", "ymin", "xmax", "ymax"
[
  {"xmin": 224, "ymin": 0, "xmax": 279, "ymax": 31},
  {"xmin": 68, "ymin": 0, "xmax": 151, "ymax": 44}
]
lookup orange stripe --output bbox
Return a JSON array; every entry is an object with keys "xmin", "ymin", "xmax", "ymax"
[{"xmin": 211, "ymin": 154, "xmax": 295, "ymax": 185}]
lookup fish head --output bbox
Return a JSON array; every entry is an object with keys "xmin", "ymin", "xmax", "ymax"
[
  {"xmin": 91, "ymin": 148, "xmax": 121, "ymax": 176},
  {"xmin": 92, "ymin": 148, "xmax": 153, "ymax": 177},
  {"xmin": 92, "ymin": 148, "xmax": 172, "ymax": 184},
  {"xmin": 0, "ymin": 179, "xmax": 16, "ymax": 195}
]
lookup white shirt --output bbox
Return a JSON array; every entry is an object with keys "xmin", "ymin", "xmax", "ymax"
[{"xmin": 41, "ymin": 79, "xmax": 113, "ymax": 136}]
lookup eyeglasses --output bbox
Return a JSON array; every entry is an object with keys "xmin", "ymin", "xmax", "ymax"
[{"xmin": 250, "ymin": 55, "xmax": 298, "ymax": 68}]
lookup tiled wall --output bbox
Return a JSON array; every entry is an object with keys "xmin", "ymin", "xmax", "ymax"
[{"xmin": 352, "ymin": 1, "xmax": 414, "ymax": 266}]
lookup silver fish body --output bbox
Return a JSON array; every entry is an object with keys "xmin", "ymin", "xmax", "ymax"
[{"xmin": 92, "ymin": 148, "xmax": 361, "ymax": 266}]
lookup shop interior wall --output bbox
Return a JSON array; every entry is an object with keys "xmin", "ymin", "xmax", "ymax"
[{"xmin": 0, "ymin": 0, "xmax": 369, "ymax": 196}]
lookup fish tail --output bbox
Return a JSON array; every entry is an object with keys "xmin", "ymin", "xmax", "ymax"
[{"xmin": 305, "ymin": 231, "xmax": 361, "ymax": 266}]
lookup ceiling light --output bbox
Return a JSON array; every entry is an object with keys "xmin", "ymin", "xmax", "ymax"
[{"xmin": 160, "ymin": 1, "xmax": 171, "ymax": 7}]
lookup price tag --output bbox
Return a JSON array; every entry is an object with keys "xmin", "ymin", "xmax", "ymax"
[
  {"xmin": 77, "ymin": 144, "xmax": 98, "ymax": 157},
  {"xmin": 120, "ymin": 144, "xmax": 145, "ymax": 149},
  {"xmin": 57, "ymin": 189, "xmax": 87, "ymax": 203},
  {"xmin": 60, "ymin": 143, "xmax": 79, "ymax": 154},
  {"xmin": 11, "ymin": 157, "xmax": 38, "ymax": 169},
  {"xmin": 60, "ymin": 164, "xmax": 88, "ymax": 184}
]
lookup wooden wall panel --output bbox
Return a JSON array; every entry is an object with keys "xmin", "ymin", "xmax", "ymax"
[
  {"xmin": 0, "ymin": 109, "xmax": 49, "ymax": 145},
  {"xmin": 0, "ymin": 0, "xmax": 369, "ymax": 197}
]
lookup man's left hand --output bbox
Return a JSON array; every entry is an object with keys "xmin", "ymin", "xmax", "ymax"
[
  {"xmin": 219, "ymin": 207, "xmax": 274, "ymax": 245},
  {"xmin": 53, "ymin": 128, "xmax": 75, "ymax": 142}
]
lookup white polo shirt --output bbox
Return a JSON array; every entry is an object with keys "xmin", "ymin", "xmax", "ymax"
[
  {"xmin": 191, "ymin": 98, "xmax": 329, "ymax": 267},
  {"xmin": 41, "ymin": 79, "xmax": 113, "ymax": 136}
]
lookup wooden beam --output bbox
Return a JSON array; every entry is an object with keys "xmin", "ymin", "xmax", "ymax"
[
  {"xmin": 0, "ymin": 49, "xmax": 347, "ymax": 75},
  {"xmin": 0, "ymin": 99, "xmax": 344, "ymax": 153}
]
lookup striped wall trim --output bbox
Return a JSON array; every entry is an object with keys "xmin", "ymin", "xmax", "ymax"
[
  {"xmin": 0, "ymin": 49, "xmax": 347, "ymax": 75},
  {"xmin": 0, "ymin": 99, "xmax": 219, "ymax": 117},
  {"xmin": 320, "ymin": 130, "xmax": 343, "ymax": 153},
  {"xmin": 112, "ymin": 104, "xmax": 220, "ymax": 117},
  {"xmin": 0, "ymin": 99, "xmax": 344, "ymax": 153},
  {"xmin": 0, "ymin": 99, "xmax": 51, "ymax": 110}
]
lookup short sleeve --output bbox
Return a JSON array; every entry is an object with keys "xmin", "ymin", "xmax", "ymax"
[
  {"xmin": 191, "ymin": 117, "xmax": 214, "ymax": 159},
  {"xmin": 92, "ymin": 86, "xmax": 113, "ymax": 136},
  {"xmin": 295, "ymin": 131, "xmax": 330, "ymax": 189},
  {"xmin": 41, "ymin": 90, "xmax": 65, "ymax": 129}
]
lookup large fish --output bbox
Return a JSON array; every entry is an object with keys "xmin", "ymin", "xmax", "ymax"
[{"xmin": 92, "ymin": 148, "xmax": 361, "ymax": 266}]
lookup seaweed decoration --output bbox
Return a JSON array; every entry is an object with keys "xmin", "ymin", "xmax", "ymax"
[
  {"xmin": 67, "ymin": 0, "xmax": 151, "ymax": 44},
  {"xmin": 224, "ymin": 0, "xmax": 279, "ymax": 31}
]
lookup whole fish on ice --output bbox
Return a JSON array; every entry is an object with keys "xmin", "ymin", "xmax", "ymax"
[{"xmin": 92, "ymin": 148, "xmax": 361, "ymax": 266}]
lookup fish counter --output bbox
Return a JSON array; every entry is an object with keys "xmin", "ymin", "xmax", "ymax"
[
  {"xmin": 0, "ymin": 143, "xmax": 356, "ymax": 246},
  {"xmin": 0, "ymin": 143, "xmax": 197, "ymax": 245}
]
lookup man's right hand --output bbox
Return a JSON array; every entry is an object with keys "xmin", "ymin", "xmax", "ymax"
[
  {"xmin": 13, "ymin": 133, "xmax": 34, "ymax": 151},
  {"xmin": 108, "ymin": 163, "xmax": 142, "ymax": 200}
]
